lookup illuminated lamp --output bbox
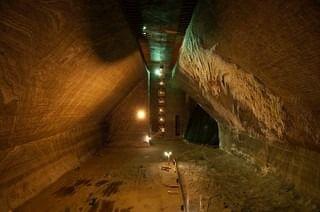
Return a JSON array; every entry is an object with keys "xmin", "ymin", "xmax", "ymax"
[
  {"xmin": 144, "ymin": 135, "xmax": 151, "ymax": 144},
  {"xmin": 155, "ymin": 68, "xmax": 163, "ymax": 77},
  {"xmin": 136, "ymin": 109, "xmax": 146, "ymax": 120},
  {"xmin": 164, "ymin": 151, "xmax": 172, "ymax": 161}
]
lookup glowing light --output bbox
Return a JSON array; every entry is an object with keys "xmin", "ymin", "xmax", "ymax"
[
  {"xmin": 154, "ymin": 68, "xmax": 163, "ymax": 77},
  {"xmin": 159, "ymin": 81, "xmax": 164, "ymax": 86},
  {"xmin": 136, "ymin": 109, "xmax": 146, "ymax": 120},
  {"xmin": 144, "ymin": 135, "xmax": 151, "ymax": 144},
  {"xmin": 159, "ymin": 108, "xmax": 164, "ymax": 112},
  {"xmin": 164, "ymin": 151, "xmax": 172, "ymax": 160},
  {"xmin": 159, "ymin": 90, "xmax": 165, "ymax": 96},
  {"xmin": 159, "ymin": 117, "xmax": 164, "ymax": 122},
  {"xmin": 160, "ymin": 127, "xmax": 165, "ymax": 133},
  {"xmin": 158, "ymin": 99, "xmax": 165, "ymax": 104},
  {"xmin": 143, "ymin": 25, "xmax": 147, "ymax": 31}
]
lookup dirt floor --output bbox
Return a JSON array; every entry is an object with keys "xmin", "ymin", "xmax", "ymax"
[
  {"xmin": 16, "ymin": 140, "xmax": 318, "ymax": 212},
  {"xmin": 16, "ymin": 142, "xmax": 183, "ymax": 212}
]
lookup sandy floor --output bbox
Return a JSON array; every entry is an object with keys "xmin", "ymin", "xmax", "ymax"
[{"xmin": 17, "ymin": 140, "xmax": 318, "ymax": 212}]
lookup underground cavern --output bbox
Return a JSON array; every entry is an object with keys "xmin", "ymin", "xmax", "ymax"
[{"xmin": 0, "ymin": 0, "xmax": 320, "ymax": 211}]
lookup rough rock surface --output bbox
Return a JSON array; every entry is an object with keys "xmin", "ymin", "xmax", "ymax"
[
  {"xmin": 177, "ymin": 0, "xmax": 320, "ymax": 200},
  {"xmin": 177, "ymin": 142, "xmax": 319, "ymax": 211},
  {"xmin": 0, "ymin": 0, "xmax": 144, "ymax": 210},
  {"xmin": 106, "ymin": 78, "xmax": 149, "ymax": 147},
  {"xmin": 178, "ymin": 0, "xmax": 320, "ymax": 150}
]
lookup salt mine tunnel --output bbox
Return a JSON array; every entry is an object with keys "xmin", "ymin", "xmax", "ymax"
[{"xmin": 0, "ymin": 0, "xmax": 319, "ymax": 211}]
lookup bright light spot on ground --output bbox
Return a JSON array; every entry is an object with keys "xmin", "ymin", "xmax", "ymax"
[
  {"xmin": 164, "ymin": 151, "xmax": 172, "ymax": 160},
  {"xmin": 144, "ymin": 135, "xmax": 151, "ymax": 144},
  {"xmin": 136, "ymin": 109, "xmax": 146, "ymax": 120}
]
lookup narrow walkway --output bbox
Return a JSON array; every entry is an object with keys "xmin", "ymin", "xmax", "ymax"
[{"xmin": 17, "ymin": 140, "xmax": 317, "ymax": 211}]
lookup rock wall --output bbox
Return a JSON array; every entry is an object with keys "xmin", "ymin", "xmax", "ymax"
[
  {"xmin": 177, "ymin": 0, "xmax": 320, "ymax": 200},
  {"xmin": 219, "ymin": 124, "xmax": 320, "ymax": 203},
  {"xmin": 106, "ymin": 78, "xmax": 149, "ymax": 147},
  {"xmin": 0, "ymin": 0, "xmax": 144, "ymax": 210},
  {"xmin": 163, "ymin": 79, "xmax": 188, "ymax": 139}
]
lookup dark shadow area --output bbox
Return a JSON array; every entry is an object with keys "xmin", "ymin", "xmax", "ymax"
[
  {"xmin": 185, "ymin": 104, "xmax": 219, "ymax": 145},
  {"xmin": 177, "ymin": 0, "xmax": 199, "ymax": 34},
  {"xmin": 119, "ymin": 0, "xmax": 143, "ymax": 37},
  {"xmin": 86, "ymin": 0, "xmax": 138, "ymax": 62}
]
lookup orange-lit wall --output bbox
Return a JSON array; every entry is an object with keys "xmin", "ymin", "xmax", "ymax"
[
  {"xmin": 106, "ymin": 78, "xmax": 149, "ymax": 147},
  {"xmin": 177, "ymin": 0, "xmax": 320, "ymax": 201},
  {"xmin": 0, "ymin": 0, "xmax": 144, "ymax": 209}
]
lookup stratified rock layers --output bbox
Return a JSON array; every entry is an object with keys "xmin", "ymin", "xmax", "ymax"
[
  {"xmin": 0, "ymin": 0, "xmax": 144, "ymax": 209},
  {"xmin": 177, "ymin": 0, "xmax": 320, "ymax": 201},
  {"xmin": 106, "ymin": 78, "xmax": 149, "ymax": 147}
]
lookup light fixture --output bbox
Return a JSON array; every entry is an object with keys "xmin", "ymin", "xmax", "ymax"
[
  {"xmin": 142, "ymin": 25, "xmax": 147, "ymax": 31},
  {"xmin": 160, "ymin": 127, "xmax": 165, "ymax": 133},
  {"xmin": 158, "ymin": 99, "xmax": 165, "ymax": 104},
  {"xmin": 136, "ymin": 109, "xmax": 146, "ymax": 120},
  {"xmin": 159, "ymin": 117, "xmax": 164, "ymax": 122},
  {"xmin": 159, "ymin": 108, "xmax": 164, "ymax": 113},
  {"xmin": 155, "ymin": 68, "xmax": 163, "ymax": 77},
  {"xmin": 144, "ymin": 135, "xmax": 151, "ymax": 144},
  {"xmin": 158, "ymin": 90, "xmax": 165, "ymax": 97},
  {"xmin": 159, "ymin": 81, "xmax": 164, "ymax": 86},
  {"xmin": 164, "ymin": 151, "xmax": 172, "ymax": 161}
]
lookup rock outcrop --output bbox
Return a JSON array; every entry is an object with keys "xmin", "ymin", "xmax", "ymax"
[
  {"xmin": 177, "ymin": 0, "xmax": 320, "ymax": 201},
  {"xmin": 0, "ymin": 0, "xmax": 144, "ymax": 210}
]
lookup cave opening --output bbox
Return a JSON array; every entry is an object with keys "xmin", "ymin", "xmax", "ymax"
[{"xmin": 185, "ymin": 104, "xmax": 219, "ymax": 146}]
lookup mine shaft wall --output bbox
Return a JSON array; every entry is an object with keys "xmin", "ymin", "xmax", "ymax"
[
  {"xmin": 0, "ymin": 0, "xmax": 144, "ymax": 210},
  {"xmin": 177, "ymin": 0, "xmax": 320, "ymax": 201},
  {"xmin": 219, "ymin": 124, "xmax": 320, "ymax": 202},
  {"xmin": 106, "ymin": 77, "xmax": 149, "ymax": 147}
]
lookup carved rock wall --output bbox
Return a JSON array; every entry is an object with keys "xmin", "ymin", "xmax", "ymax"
[
  {"xmin": 177, "ymin": 0, "xmax": 320, "ymax": 200},
  {"xmin": 0, "ymin": 0, "xmax": 144, "ymax": 210},
  {"xmin": 106, "ymin": 78, "xmax": 149, "ymax": 147}
]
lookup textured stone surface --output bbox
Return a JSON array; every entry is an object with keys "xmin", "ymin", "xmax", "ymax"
[
  {"xmin": 220, "ymin": 124, "xmax": 320, "ymax": 203},
  {"xmin": 106, "ymin": 78, "xmax": 149, "ymax": 147},
  {"xmin": 176, "ymin": 0, "xmax": 320, "ymax": 200},
  {"xmin": 178, "ymin": 0, "xmax": 320, "ymax": 150},
  {"xmin": 0, "ymin": 0, "xmax": 144, "ymax": 210}
]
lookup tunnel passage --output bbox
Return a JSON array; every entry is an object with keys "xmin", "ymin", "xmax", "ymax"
[
  {"xmin": 1, "ymin": 0, "xmax": 320, "ymax": 210},
  {"xmin": 185, "ymin": 104, "xmax": 219, "ymax": 146}
]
